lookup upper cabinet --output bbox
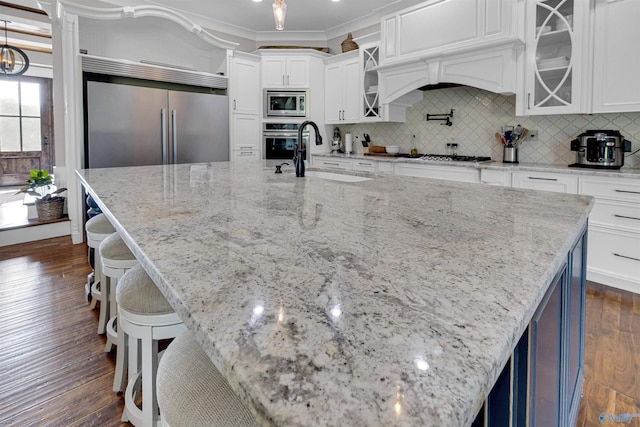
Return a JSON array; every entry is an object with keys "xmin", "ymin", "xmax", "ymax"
[
  {"xmin": 380, "ymin": 0, "xmax": 518, "ymax": 66},
  {"xmin": 591, "ymin": 0, "xmax": 640, "ymax": 113},
  {"xmin": 262, "ymin": 55, "xmax": 310, "ymax": 88},
  {"xmin": 325, "ymin": 51, "xmax": 360, "ymax": 124},
  {"xmin": 361, "ymin": 44, "xmax": 382, "ymax": 121},
  {"xmin": 521, "ymin": 0, "xmax": 588, "ymax": 115},
  {"xmin": 229, "ymin": 54, "xmax": 261, "ymax": 115}
]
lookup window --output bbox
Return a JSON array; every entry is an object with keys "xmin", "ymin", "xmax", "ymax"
[{"xmin": 0, "ymin": 79, "xmax": 43, "ymax": 152}]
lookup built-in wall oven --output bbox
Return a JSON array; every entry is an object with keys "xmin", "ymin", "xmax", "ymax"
[{"xmin": 263, "ymin": 123, "xmax": 309, "ymax": 160}]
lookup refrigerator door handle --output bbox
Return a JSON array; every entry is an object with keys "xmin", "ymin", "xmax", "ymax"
[
  {"xmin": 161, "ymin": 109, "xmax": 168, "ymax": 164},
  {"xmin": 171, "ymin": 109, "xmax": 178, "ymax": 164}
]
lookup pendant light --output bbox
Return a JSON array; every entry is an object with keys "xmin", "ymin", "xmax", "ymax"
[
  {"xmin": 273, "ymin": 0, "xmax": 287, "ymax": 31},
  {"xmin": 1, "ymin": 20, "xmax": 29, "ymax": 76}
]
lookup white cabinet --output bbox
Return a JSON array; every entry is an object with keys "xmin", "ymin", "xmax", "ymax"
[
  {"xmin": 361, "ymin": 44, "xmax": 382, "ymax": 121},
  {"xmin": 380, "ymin": 0, "xmax": 516, "ymax": 65},
  {"xmin": 312, "ymin": 156, "xmax": 353, "ymax": 170},
  {"xmin": 230, "ymin": 55, "xmax": 260, "ymax": 115},
  {"xmin": 262, "ymin": 56, "xmax": 309, "ymax": 88},
  {"xmin": 229, "ymin": 53, "xmax": 261, "ymax": 162},
  {"xmin": 521, "ymin": 0, "xmax": 588, "ymax": 115},
  {"xmin": 230, "ymin": 114, "xmax": 260, "ymax": 160},
  {"xmin": 324, "ymin": 52, "xmax": 360, "ymax": 124},
  {"xmin": 394, "ymin": 163, "xmax": 480, "ymax": 183},
  {"xmin": 591, "ymin": 0, "xmax": 640, "ymax": 113},
  {"xmin": 579, "ymin": 176, "xmax": 640, "ymax": 293},
  {"xmin": 512, "ymin": 171, "xmax": 578, "ymax": 193},
  {"xmin": 229, "ymin": 52, "xmax": 261, "ymax": 162},
  {"xmin": 481, "ymin": 169, "xmax": 512, "ymax": 186}
]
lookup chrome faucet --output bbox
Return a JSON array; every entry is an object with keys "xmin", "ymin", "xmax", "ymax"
[{"xmin": 294, "ymin": 120, "xmax": 323, "ymax": 177}]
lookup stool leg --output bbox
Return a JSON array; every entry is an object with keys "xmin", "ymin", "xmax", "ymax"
[
  {"xmin": 142, "ymin": 331, "xmax": 159, "ymax": 427},
  {"xmin": 97, "ymin": 274, "xmax": 110, "ymax": 335},
  {"xmin": 112, "ymin": 315, "xmax": 127, "ymax": 393}
]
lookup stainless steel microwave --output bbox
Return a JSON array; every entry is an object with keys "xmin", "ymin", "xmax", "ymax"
[{"xmin": 264, "ymin": 90, "xmax": 308, "ymax": 118}]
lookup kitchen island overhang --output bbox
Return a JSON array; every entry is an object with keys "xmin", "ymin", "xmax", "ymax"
[{"xmin": 76, "ymin": 161, "xmax": 593, "ymax": 426}]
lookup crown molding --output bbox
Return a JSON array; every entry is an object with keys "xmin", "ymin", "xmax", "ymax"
[
  {"xmin": 57, "ymin": 0, "xmax": 239, "ymax": 50},
  {"xmin": 255, "ymin": 30, "xmax": 327, "ymax": 43}
]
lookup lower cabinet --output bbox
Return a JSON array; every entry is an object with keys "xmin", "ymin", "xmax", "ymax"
[
  {"xmin": 512, "ymin": 171, "xmax": 578, "ymax": 194},
  {"xmin": 473, "ymin": 227, "xmax": 586, "ymax": 427},
  {"xmin": 394, "ymin": 163, "xmax": 480, "ymax": 183},
  {"xmin": 230, "ymin": 114, "xmax": 260, "ymax": 161}
]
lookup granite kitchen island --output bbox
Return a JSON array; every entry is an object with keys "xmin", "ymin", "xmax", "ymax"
[{"xmin": 77, "ymin": 161, "xmax": 593, "ymax": 426}]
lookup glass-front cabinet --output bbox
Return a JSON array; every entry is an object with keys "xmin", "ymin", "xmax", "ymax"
[
  {"xmin": 524, "ymin": 0, "xmax": 586, "ymax": 114},
  {"xmin": 361, "ymin": 43, "xmax": 381, "ymax": 121}
]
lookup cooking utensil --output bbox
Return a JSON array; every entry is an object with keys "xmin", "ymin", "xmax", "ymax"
[
  {"xmin": 514, "ymin": 129, "xmax": 529, "ymax": 148},
  {"xmin": 495, "ymin": 132, "xmax": 504, "ymax": 145}
]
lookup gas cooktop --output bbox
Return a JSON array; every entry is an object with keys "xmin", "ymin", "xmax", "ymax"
[{"xmin": 418, "ymin": 154, "xmax": 492, "ymax": 162}]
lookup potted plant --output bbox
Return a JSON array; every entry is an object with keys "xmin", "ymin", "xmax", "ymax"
[{"xmin": 16, "ymin": 169, "xmax": 67, "ymax": 221}]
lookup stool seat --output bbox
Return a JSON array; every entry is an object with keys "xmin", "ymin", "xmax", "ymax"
[
  {"xmin": 117, "ymin": 265, "xmax": 173, "ymax": 315},
  {"xmin": 86, "ymin": 213, "xmax": 116, "ymax": 248},
  {"xmin": 117, "ymin": 264, "xmax": 185, "ymax": 427},
  {"xmin": 157, "ymin": 330, "xmax": 257, "ymax": 427},
  {"xmin": 101, "ymin": 233, "xmax": 138, "ymax": 270}
]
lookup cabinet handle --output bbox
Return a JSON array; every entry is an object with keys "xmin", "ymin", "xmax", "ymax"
[
  {"xmin": 282, "ymin": 75, "xmax": 285, "ymax": 86},
  {"xmin": 615, "ymin": 189, "xmax": 640, "ymax": 195},
  {"xmin": 528, "ymin": 177, "xmax": 558, "ymax": 181},
  {"xmin": 527, "ymin": 93, "xmax": 531, "ymax": 110},
  {"xmin": 239, "ymin": 151, "xmax": 254, "ymax": 156},
  {"xmin": 233, "ymin": 99, "xmax": 237, "ymax": 110},
  {"xmin": 358, "ymin": 162, "xmax": 372, "ymax": 166},
  {"xmin": 324, "ymin": 162, "xmax": 339, "ymax": 166},
  {"xmin": 287, "ymin": 75, "xmax": 290, "ymax": 86},
  {"xmin": 613, "ymin": 253, "xmax": 640, "ymax": 263},
  {"xmin": 613, "ymin": 214, "xmax": 640, "ymax": 221},
  {"xmin": 239, "ymin": 145, "xmax": 253, "ymax": 149}
]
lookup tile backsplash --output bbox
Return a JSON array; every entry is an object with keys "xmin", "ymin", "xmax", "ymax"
[{"xmin": 339, "ymin": 86, "xmax": 640, "ymax": 169}]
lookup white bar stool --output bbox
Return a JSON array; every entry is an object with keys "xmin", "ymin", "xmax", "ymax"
[
  {"xmin": 117, "ymin": 264, "xmax": 186, "ymax": 427},
  {"xmin": 157, "ymin": 330, "xmax": 257, "ymax": 427},
  {"xmin": 85, "ymin": 213, "xmax": 115, "ymax": 333},
  {"xmin": 99, "ymin": 232, "xmax": 139, "ymax": 393}
]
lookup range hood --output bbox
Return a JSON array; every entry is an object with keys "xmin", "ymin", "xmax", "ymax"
[{"xmin": 377, "ymin": 38, "xmax": 523, "ymax": 105}]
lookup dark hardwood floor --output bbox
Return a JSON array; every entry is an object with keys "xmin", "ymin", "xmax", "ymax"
[
  {"xmin": 0, "ymin": 236, "xmax": 127, "ymax": 426},
  {"xmin": 0, "ymin": 236, "xmax": 638, "ymax": 426}
]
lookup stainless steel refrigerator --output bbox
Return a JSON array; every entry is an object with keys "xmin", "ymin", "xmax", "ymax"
[{"xmin": 85, "ymin": 80, "xmax": 229, "ymax": 168}]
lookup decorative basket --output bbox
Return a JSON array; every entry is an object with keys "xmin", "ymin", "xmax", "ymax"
[
  {"xmin": 341, "ymin": 33, "xmax": 358, "ymax": 53},
  {"xmin": 36, "ymin": 197, "xmax": 65, "ymax": 221}
]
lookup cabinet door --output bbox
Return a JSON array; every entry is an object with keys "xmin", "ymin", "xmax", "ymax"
[
  {"xmin": 529, "ymin": 267, "xmax": 565, "ymax": 427},
  {"xmin": 566, "ymin": 233, "xmax": 586, "ymax": 426},
  {"xmin": 262, "ymin": 57, "xmax": 286, "ymax": 88},
  {"xmin": 325, "ymin": 63, "xmax": 344, "ymax": 123},
  {"xmin": 592, "ymin": 0, "xmax": 640, "ymax": 113},
  {"xmin": 230, "ymin": 114, "xmax": 260, "ymax": 161},
  {"xmin": 524, "ymin": 0, "xmax": 586, "ymax": 115},
  {"xmin": 286, "ymin": 57, "xmax": 310, "ymax": 88},
  {"xmin": 230, "ymin": 56, "xmax": 260, "ymax": 115},
  {"xmin": 343, "ymin": 59, "xmax": 361, "ymax": 122}
]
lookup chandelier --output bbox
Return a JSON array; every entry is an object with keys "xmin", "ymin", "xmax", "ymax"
[
  {"xmin": 1, "ymin": 21, "xmax": 29, "ymax": 76},
  {"xmin": 273, "ymin": 0, "xmax": 287, "ymax": 31}
]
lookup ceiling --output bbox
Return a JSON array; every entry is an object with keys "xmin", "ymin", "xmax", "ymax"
[{"xmin": 98, "ymin": 0, "xmax": 403, "ymax": 36}]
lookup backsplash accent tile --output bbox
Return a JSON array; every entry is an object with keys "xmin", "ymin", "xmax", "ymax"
[{"xmin": 341, "ymin": 86, "xmax": 640, "ymax": 169}]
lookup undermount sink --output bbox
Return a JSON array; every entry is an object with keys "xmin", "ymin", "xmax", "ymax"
[{"xmin": 305, "ymin": 171, "xmax": 372, "ymax": 182}]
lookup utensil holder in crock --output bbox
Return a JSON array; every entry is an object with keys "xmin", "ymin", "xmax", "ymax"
[{"xmin": 503, "ymin": 146, "xmax": 519, "ymax": 163}]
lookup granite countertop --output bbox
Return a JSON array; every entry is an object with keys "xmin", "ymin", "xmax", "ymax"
[
  {"xmin": 316, "ymin": 152, "xmax": 640, "ymax": 179},
  {"xmin": 76, "ymin": 161, "xmax": 593, "ymax": 426}
]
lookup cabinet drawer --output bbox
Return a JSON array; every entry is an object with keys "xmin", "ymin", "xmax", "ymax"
[
  {"xmin": 481, "ymin": 169, "xmax": 512, "ymax": 186},
  {"xmin": 394, "ymin": 163, "xmax": 480, "ymax": 183},
  {"xmin": 588, "ymin": 228, "xmax": 640, "ymax": 284},
  {"xmin": 231, "ymin": 149, "xmax": 260, "ymax": 161},
  {"xmin": 590, "ymin": 199, "xmax": 640, "ymax": 232},
  {"xmin": 352, "ymin": 160, "xmax": 377, "ymax": 172},
  {"xmin": 512, "ymin": 171, "xmax": 578, "ymax": 194},
  {"xmin": 580, "ymin": 177, "xmax": 640, "ymax": 203},
  {"xmin": 312, "ymin": 157, "xmax": 353, "ymax": 170}
]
